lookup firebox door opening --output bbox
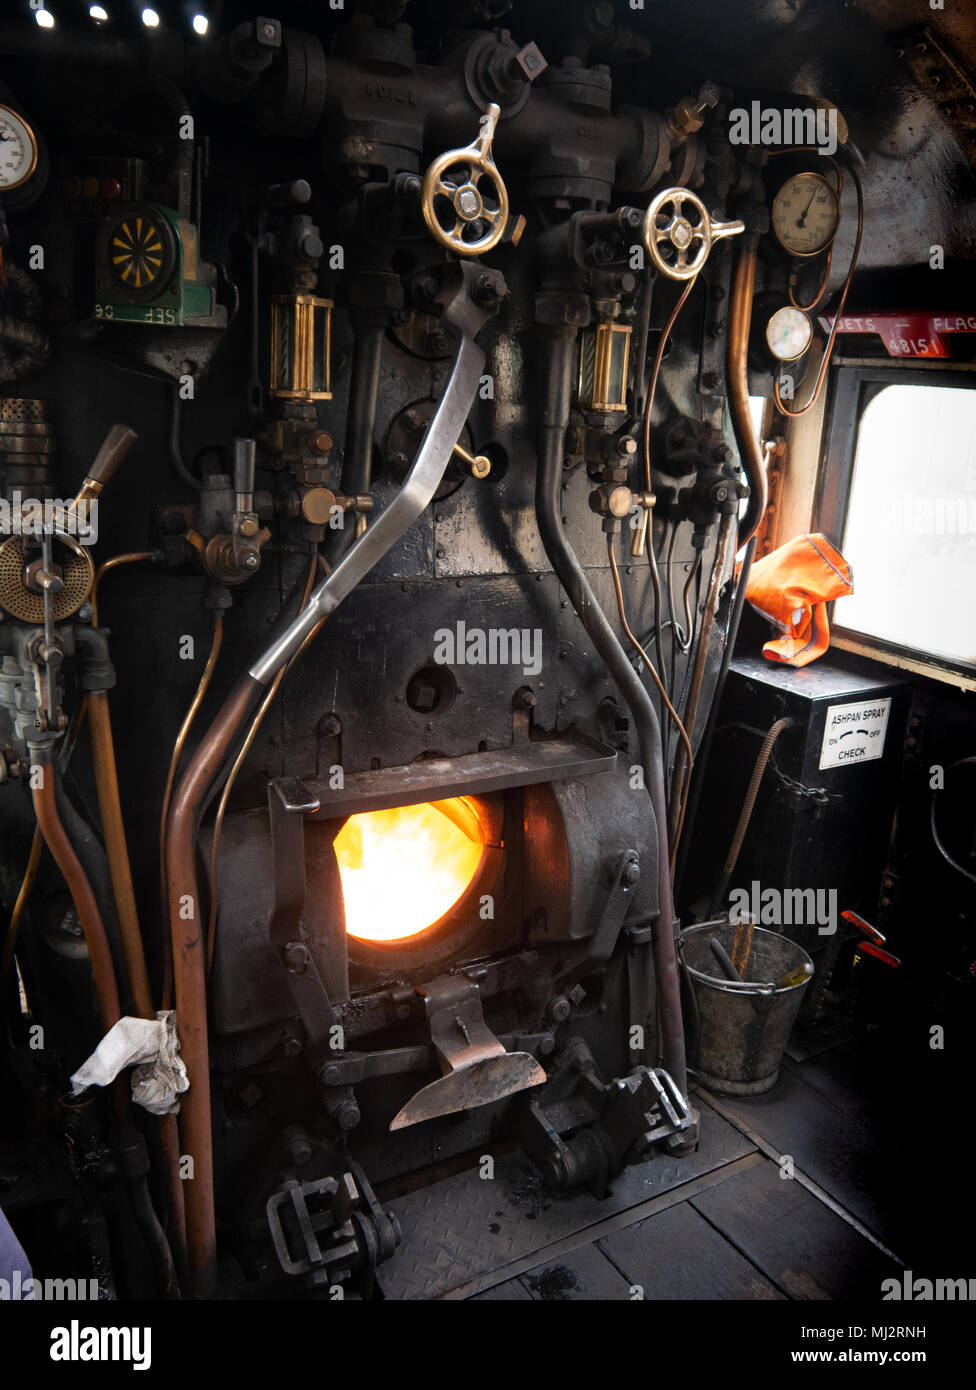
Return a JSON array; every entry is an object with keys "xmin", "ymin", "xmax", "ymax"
[
  {"xmin": 336, "ymin": 798, "xmax": 486, "ymax": 942},
  {"xmin": 335, "ymin": 792, "xmax": 508, "ymax": 974}
]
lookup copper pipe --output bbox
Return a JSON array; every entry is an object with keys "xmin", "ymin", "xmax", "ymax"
[
  {"xmin": 166, "ymin": 673, "xmax": 262, "ymax": 1293},
  {"xmin": 167, "ymin": 563, "xmax": 320, "ymax": 1285},
  {"xmin": 775, "ymin": 162, "xmax": 864, "ymax": 419},
  {"xmin": 87, "ymin": 692, "xmax": 154, "ymax": 1020},
  {"xmin": 206, "ymin": 557, "xmax": 320, "ymax": 977},
  {"xmin": 86, "ymin": 701, "xmax": 190, "ymax": 1277},
  {"xmin": 1, "ymin": 825, "xmax": 42, "ymax": 978},
  {"xmin": 29, "ymin": 745, "xmax": 120, "ymax": 1031},
  {"xmin": 726, "ymin": 240, "xmax": 768, "ymax": 548},
  {"xmin": 89, "ymin": 550, "xmax": 189, "ymax": 1268},
  {"xmin": 4, "ymin": 695, "xmax": 90, "ymax": 977},
  {"xmin": 159, "ymin": 1110, "xmax": 188, "ymax": 1277},
  {"xmin": 159, "ymin": 614, "xmax": 223, "ymax": 1009},
  {"xmin": 91, "ymin": 551, "xmax": 155, "ymax": 626},
  {"xmin": 667, "ymin": 512, "xmax": 734, "ymax": 860},
  {"xmin": 606, "ymin": 534, "xmax": 694, "ymax": 801}
]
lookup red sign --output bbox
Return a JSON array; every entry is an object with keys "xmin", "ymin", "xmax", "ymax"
[{"xmin": 818, "ymin": 311, "xmax": 976, "ymax": 359}]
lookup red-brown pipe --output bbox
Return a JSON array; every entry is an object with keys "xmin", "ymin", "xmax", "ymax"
[
  {"xmin": 30, "ymin": 745, "xmax": 120, "ymax": 1032},
  {"xmin": 726, "ymin": 238, "xmax": 768, "ymax": 548},
  {"xmin": 165, "ymin": 674, "xmax": 261, "ymax": 1294},
  {"xmin": 87, "ymin": 690, "xmax": 155, "ymax": 1021}
]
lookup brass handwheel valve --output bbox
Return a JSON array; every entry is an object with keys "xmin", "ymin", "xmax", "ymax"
[
  {"xmin": 421, "ymin": 103, "xmax": 510, "ymax": 257},
  {"xmin": 642, "ymin": 187, "xmax": 744, "ymax": 281}
]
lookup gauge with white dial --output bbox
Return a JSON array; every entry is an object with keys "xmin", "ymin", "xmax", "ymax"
[
  {"xmin": 771, "ymin": 171, "xmax": 840, "ymax": 257},
  {"xmin": 766, "ymin": 305, "xmax": 813, "ymax": 361},
  {"xmin": 0, "ymin": 105, "xmax": 38, "ymax": 192}
]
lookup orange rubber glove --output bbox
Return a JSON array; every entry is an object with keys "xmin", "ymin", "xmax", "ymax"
[{"xmin": 745, "ymin": 533, "xmax": 853, "ymax": 667}]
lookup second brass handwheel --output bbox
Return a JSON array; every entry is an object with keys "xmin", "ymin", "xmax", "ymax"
[{"xmin": 643, "ymin": 187, "xmax": 744, "ymax": 281}]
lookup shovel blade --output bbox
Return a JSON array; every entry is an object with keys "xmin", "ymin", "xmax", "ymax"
[{"xmin": 389, "ymin": 1052, "xmax": 546, "ymax": 1131}]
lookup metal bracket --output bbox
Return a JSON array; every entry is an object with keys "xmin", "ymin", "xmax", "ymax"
[
  {"xmin": 555, "ymin": 848, "xmax": 641, "ymax": 991},
  {"xmin": 268, "ymin": 777, "xmax": 338, "ymax": 1054},
  {"xmin": 265, "ymin": 1165, "xmax": 400, "ymax": 1294},
  {"xmin": 519, "ymin": 1039, "xmax": 698, "ymax": 1197},
  {"xmin": 389, "ymin": 974, "xmax": 547, "ymax": 1131}
]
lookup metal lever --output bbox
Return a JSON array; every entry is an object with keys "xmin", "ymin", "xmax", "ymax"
[
  {"xmin": 71, "ymin": 423, "xmax": 138, "ymax": 512},
  {"xmin": 248, "ymin": 262, "xmax": 502, "ymax": 685},
  {"xmin": 233, "ymin": 437, "xmax": 257, "ymax": 510},
  {"xmin": 452, "ymin": 440, "xmax": 491, "ymax": 478}
]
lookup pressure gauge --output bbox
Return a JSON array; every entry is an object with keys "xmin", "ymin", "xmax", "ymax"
[
  {"xmin": 771, "ymin": 171, "xmax": 840, "ymax": 257},
  {"xmin": 766, "ymin": 305, "xmax": 813, "ymax": 361},
  {"xmin": 0, "ymin": 105, "xmax": 38, "ymax": 192}
]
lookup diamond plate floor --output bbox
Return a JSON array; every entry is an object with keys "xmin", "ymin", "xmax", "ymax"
[{"xmin": 379, "ymin": 1100, "xmax": 754, "ymax": 1300}]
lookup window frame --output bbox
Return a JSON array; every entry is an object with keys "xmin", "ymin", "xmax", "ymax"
[{"xmin": 816, "ymin": 363, "xmax": 976, "ymax": 689}]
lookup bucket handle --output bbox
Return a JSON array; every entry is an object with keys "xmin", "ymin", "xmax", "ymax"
[{"xmin": 676, "ymin": 924, "xmax": 779, "ymax": 995}]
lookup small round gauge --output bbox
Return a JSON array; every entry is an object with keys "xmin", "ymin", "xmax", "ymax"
[
  {"xmin": 766, "ymin": 305, "xmax": 813, "ymax": 361},
  {"xmin": 0, "ymin": 105, "xmax": 38, "ymax": 192},
  {"xmin": 771, "ymin": 171, "xmax": 840, "ymax": 257}
]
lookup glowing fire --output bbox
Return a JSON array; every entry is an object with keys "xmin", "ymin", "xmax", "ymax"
[{"xmin": 335, "ymin": 800, "xmax": 484, "ymax": 942}]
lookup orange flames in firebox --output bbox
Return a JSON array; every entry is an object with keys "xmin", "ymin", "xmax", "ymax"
[{"xmin": 335, "ymin": 800, "xmax": 484, "ymax": 942}]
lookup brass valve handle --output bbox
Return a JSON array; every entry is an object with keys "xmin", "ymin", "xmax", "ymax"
[
  {"xmin": 421, "ymin": 103, "xmax": 509, "ymax": 258},
  {"xmin": 642, "ymin": 188, "xmax": 744, "ymax": 282}
]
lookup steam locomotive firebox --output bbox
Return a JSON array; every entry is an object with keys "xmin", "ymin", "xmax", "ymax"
[{"xmin": 0, "ymin": 0, "xmax": 880, "ymax": 1304}]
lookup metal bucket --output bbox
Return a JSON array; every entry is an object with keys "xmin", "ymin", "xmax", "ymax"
[{"xmin": 678, "ymin": 921, "xmax": 814, "ymax": 1096}]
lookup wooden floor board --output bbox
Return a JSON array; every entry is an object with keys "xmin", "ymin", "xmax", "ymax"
[
  {"xmin": 690, "ymin": 1158, "xmax": 902, "ymax": 1301},
  {"xmin": 597, "ymin": 1200, "xmax": 787, "ymax": 1301}
]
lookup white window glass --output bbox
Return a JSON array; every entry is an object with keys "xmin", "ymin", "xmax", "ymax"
[{"xmin": 834, "ymin": 383, "xmax": 976, "ymax": 666}]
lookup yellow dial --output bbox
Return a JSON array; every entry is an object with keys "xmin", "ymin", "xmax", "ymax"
[
  {"xmin": 772, "ymin": 172, "xmax": 840, "ymax": 257},
  {"xmin": 111, "ymin": 214, "xmax": 166, "ymax": 291}
]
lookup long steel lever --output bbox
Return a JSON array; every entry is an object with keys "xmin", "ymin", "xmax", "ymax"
[{"xmin": 248, "ymin": 262, "xmax": 500, "ymax": 685}]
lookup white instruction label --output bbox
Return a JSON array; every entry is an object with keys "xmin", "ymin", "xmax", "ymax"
[{"xmin": 819, "ymin": 697, "xmax": 892, "ymax": 770}]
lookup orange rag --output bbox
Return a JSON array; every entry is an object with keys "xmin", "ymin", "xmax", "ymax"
[{"xmin": 745, "ymin": 534, "xmax": 853, "ymax": 668}]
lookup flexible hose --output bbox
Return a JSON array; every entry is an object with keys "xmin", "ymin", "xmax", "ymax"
[
  {"xmin": 930, "ymin": 757, "xmax": 976, "ymax": 886},
  {"xmin": 708, "ymin": 716, "xmax": 794, "ymax": 914}
]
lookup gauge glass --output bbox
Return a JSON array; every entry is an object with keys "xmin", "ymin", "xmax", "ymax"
[
  {"xmin": 771, "ymin": 172, "xmax": 840, "ymax": 257},
  {"xmin": 0, "ymin": 105, "xmax": 38, "ymax": 191},
  {"xmin": 766, "ymin": 305, "xmax": 813, "ymax": 361}
]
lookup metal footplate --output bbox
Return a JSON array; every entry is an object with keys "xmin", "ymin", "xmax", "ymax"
[{"xmin": 389, "ymin": 974, "xmax": 547, "ymax": 1130}]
